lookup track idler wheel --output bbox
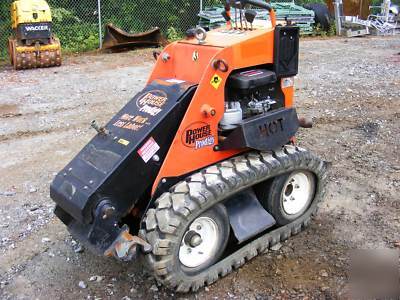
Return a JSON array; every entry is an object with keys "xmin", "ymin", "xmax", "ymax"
[
  {"xmin": 255, "ymin": 170, "xmax": 317, "ymax": 225},
  {"xmin": 140, "ymin": 145, "xmax": 327, "ymax": 292},
  {"xmin": 178, "ymin": 204, "xmax": 230, "ymax": 273}
]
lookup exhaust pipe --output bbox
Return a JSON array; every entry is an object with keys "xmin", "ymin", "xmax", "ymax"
[{"xmin": 298, "ymin": 117, "xmax": 313, "ymax": 128}]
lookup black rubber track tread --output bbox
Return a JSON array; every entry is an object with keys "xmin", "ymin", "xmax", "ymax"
[{"xmin": 140, "ymin": 145, "xmax": 327, "ymax": 292}]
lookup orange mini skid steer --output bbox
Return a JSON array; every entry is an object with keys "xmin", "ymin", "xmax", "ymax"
[{"xmin": 51, "ymin": 0, "xmax": 327, "ymax": 292}]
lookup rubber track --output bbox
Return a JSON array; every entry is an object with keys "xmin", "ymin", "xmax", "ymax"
[{"xmin": 140, "ymin": 145, "xmax": 328, "ymax": 292}]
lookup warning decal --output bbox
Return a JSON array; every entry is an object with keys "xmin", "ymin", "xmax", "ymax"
[
  {"xmin": 138, "ymin": 137, "xmax": 160, "ymax": 163},
  {"xmin": 192, "ymin": 50, "xmax": 199, "ymax": 61},
  {"xmin": 210, "ymin": 74, "xmax": 223, "ymax": 89},
  {"xmin": 118, "ymin": 138, "xmax": 130, "ymax": 146}
]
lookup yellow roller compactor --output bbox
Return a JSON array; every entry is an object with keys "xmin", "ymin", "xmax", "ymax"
[{"xmin": 8, "ymin": 0, "xmax": 61, "ymax": 70}]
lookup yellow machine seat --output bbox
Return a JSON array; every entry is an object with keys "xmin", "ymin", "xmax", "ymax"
[{"xmin": 11, "ymin": 0, "xmax": 52, "ymax": 29}]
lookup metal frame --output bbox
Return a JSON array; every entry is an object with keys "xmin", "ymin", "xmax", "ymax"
[
  {"xmin": 198, "ymin": 2, "xmax": 315, "ymax": 35},
  {"xmin": 98, "ymin": 0, "xmax": 102, "ymax": 48},
  {"xmin": 334, "ymin": 0, "xmax": 399, "ymax": 37}
]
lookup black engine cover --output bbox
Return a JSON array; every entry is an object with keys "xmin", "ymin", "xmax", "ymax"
[
  {"xmin": 51, "ymin": 80, "xmax": 196, "ymax": 225},
  {"xmin": 227, "ymin": 69, "xmax": 277, "ymax": 90},
  {"xmin": 219, "ymin": 108, "xmax": 299, "ymax": 151}
]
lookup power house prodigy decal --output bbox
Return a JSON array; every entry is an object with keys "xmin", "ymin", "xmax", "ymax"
[
  {"xmin": 182, "ymin": 122, "xmax": 215, "ymax": 150},
  {"xmin": 136, "ymin": 90, "xmax": 168, "ymax": 116}
]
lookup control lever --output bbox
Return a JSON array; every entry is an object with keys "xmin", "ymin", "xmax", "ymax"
[
  {"xmin": 225, "ymin": 0, "xmax": 276, "ymax": 29},
  {"xmin": 229, "ymin": 0, "xmax": 238, "ymax": 29},
  {"xmin": 235, "ymin": 1, "xmax": 243, "ymax": 30},
  {"xmin": 244, "ymin": 0, "xmax": 276, "ymax": 27},
  {"xmin": 221, "ymin": 10, "xmax": 231, "ymax": 21},
  {"xmin": 234, "ymin": 6, "xmax": 238, "ymax": 29},
  {"xmin": 245, "ymin": 9, "xmax": 257, "ymax": 30},
  {"xmin": 221, "ymin": 10, "xmax": 232, "ymax": 29}
]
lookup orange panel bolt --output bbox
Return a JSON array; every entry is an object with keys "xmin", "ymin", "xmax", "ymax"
[{"xmin": 201, "ymin": 104, "xmax": 216, "ymax": 117}]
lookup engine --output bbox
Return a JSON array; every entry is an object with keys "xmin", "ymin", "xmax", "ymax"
[{"xmin": 220, "ymin": 68, "xmax": 285, "ymax": 130}]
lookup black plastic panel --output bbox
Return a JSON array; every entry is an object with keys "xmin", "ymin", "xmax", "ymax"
[
  {"xmin": 219, "ymin": 108, "xmax": 299, "ymax": 151},
  {"xmin": 51, "ymin": 80, "xmax": 196, "ymax": 224},
  {"xmin": 224, "ymin": 189, "xmax": 276, "ymax": 244},
  {"xmin": 17, "ymin": 22, "xmax": 52, "ymax": 41},
  {"xmin": 274, "ymin": 26, "xmax": 300, "ymax": 78}
]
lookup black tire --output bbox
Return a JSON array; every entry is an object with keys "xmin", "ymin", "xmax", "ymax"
[
  {"xmin": 255, "ymin": 171, "xmax": 316, "ymax": 225},
  {"xmin": 304, "ymin": 3, "xmax": 331, "ymax": 31}
]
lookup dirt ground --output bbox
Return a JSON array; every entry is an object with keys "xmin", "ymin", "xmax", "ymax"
[{"xmin": 0, "ymin": 36, "xmax": 399, "ymax": 300}]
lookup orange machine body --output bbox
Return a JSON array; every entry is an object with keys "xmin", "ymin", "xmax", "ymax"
[
  {"xmin": 50, "ymin": 0, "xmax": 303, "ymax": 267},
  {"xmin": 149, "ymin": 26, "xmax": 295, "ymax": 193}
]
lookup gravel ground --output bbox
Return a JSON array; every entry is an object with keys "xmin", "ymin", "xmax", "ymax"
[{"xmin": 0, "ymin": 36, "xmax": 399, "ymax": 300}]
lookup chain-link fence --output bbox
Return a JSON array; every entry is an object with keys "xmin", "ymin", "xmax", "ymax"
[
  {"xmin": 3, "ymin": 0, "xmax": 385, "ymax": 59},
  {"xmin": 0, "ymin": 0, "xmax": 220, "ymax": 59}
]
